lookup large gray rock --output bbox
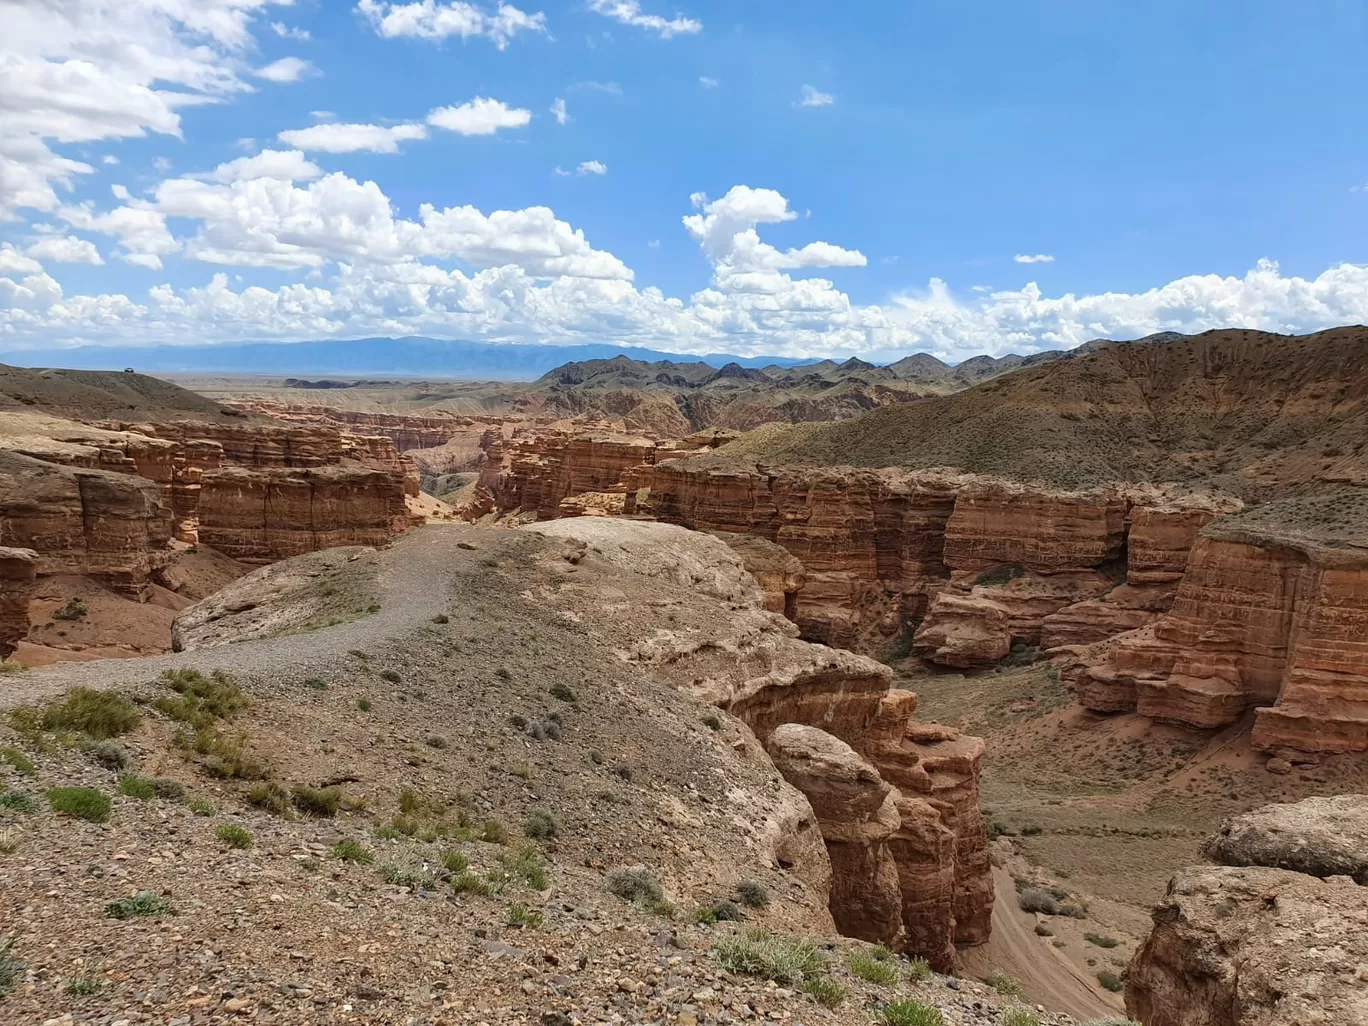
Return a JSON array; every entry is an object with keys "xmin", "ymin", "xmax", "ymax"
[{"xmin": 1201, "ymin": 794, "xmax": 1368, "ymax": 883}]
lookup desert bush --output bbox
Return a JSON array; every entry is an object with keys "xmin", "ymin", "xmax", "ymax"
[
  {"xmin": 86, "ymin": 740, "xmax": 131, "ymax": 770},
  {"xmin": 0, "ymin": 746, "xmax": 35, "ymax": 775},
  {"xmin": 495, "ymin": 844, "xmax": 548, "ymax": 889},
  {"xmin": 423, "ymin": 734, "xmax": 447, "ymax": 749},
  {"xmin": 1018, "ymin": 888, "xmax": 1060, "ymax": 915},
  {"xmin": 1097, "ymin": 971, "xmax": 1124, "ymax": 993},
  {"xmin": 480, "ymin": 819, "xmax": 509, "ymax": 844},
  {"xmin": 605, "ymin": 867, "xmax": 663, "ymax": 906},
  {"xmin": 0, "ymin": 792, "xmax": 37, "ymax": 813},
  {"xmin": 611, "ymin": 763, "xmax": 635, "ymax": 782},
  {"xmin": 0, "ymin": 827, "xmax": 20, "ymax": 854},
  {"xmin": 329, "ymin": 839, "xmax": 374, "ymax": 864},
  {"xmin": 116, "ymin": 774, "xmax": 157, "ymax": 799},
  {"xmin": 524, "ymin": 809, "xmax": 560, "ymax": 840},
  {"xmin": 977, "ymin": 564, "xmax": 1024, "ymax": 587},
  {"xmin": 155, "ymin": 669, "xmax": 246, "ymax": 728},
  {"xmin": 378, "ymin": 859, "xmax": 436, "ymax": 890},
  {"xmin": 305, "ymin": 677, "xmax": 329, "ymax": 690},
  {"xmin": 0, "ymin": 936, "xmax": 23, "ymax": 996},
  {"xmin": 879, "ymin": 1000, "xmax": 944, "ymax": 1026},
  {"xmin": 105, "ymin": 891, "xmax": 171, "ymax": 919},
  {"xmin": 24, "ymin": 688, "xmax": 139, "ymax": 740},
  {"xmin": 736, "ymin": 879, "xmax": 769, "ymax": 908},
  {"xmin": 65, "ymin": 975, "xmax": 102, "ymax": 996},
  {"xmin": 451, "ymin": 872, "xmax": 493, "ymax": 896},
  {"xmin": 695, "ymin": 900, "xmax": 745, "ymax": 924},
  {"xmin": 714, "ymin": 930, "xmax": 822, "ymax": 985},
  {"xmin": 440, "ymin": 850, "xmax": 469, "ymax": 873},
  {"xmin": 549, "ymin": 682, "xmax": 577, "ymax": 702},
  {"xmin": 431, "ymin": 614, "xmax": 449, "ymax": 624},
  {"xmin": 215, "ymin": 824, "xmax": 253, "ymax": 849},
  {"xmin": 1000, "ymin": 1010, "xmax": 1041, "ymax": 1026},
  {"xmin": 1085, "ymin": 932, "xmax": 1120, "ymax": 948},
  {"xmin": 246, "ymin": 781, "xmax": 290, "ymax": 814},
  {"xmin": 986, "ymin": 972, "xmax": 1024, "ymax": 998},
  {"xmin": 847, "ymin": 947, "xmax": 899, "ymax": 985},
  {"xmin": 702, "ymin": 713, "xmax": 722, "ymax": 731},
  {"xmin": 800, "ymin": 976, "xmax": 846, "ymax": 1008},
  {"xmin": 47, "ymin": 786, "xmax": 111, "ymax": 823},
  {"xmin": 0, "ymin": 659, "xmax": 26, "ymax": 675},
  {"xmin": 906, "ymin": 956, "xmax": 932, "ymax": 982},
  {"xmin": 191, "ymin": 728, "xmax": 269, "ymax": 781},
  {"xmin": 291, "ymin": 786, "xmax": 341, "ymax": 818},
  {"xmin": 356, "ymin": 699, "xmax": 373, "ymax": 712},
  {"xmin": 506, "ymin": 902, "xmax": 544, "ymax": 929},
  {"xmin": 53, "ymin": 597, "xmax": 87, "ymax": 621},
  {"xmin": 380, "ymin": 669, "xmax": 401, "ymax": 683}
]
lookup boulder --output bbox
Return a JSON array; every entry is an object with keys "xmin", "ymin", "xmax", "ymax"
[{"xmin": 1201, "ymin": 794, "xmax": 1368, "ymax": 883}]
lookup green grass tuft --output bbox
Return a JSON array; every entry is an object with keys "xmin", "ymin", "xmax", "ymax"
[{"xmin": 47, "ymin": 786, "xmax": 111, "ymax": 823}]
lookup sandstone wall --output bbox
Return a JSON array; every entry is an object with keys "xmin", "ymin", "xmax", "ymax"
[
  {"xmin": 197, "ymin": 464, "xmax": 409, "ymax": 564},
  {"xmin": 0, "ymin": 450, "xmax": 173, "ymax": 595},
  {"xmin": 0, "ymin": 546, "xmax": 37, "ymax": 656},
  {"xmin": 1069, "ymin": 520, "xmax": 1368, "ymax": 753}
]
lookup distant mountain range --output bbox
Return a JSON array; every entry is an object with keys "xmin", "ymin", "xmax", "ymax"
[{"xmin": 0, "ymin": 337, "xmax": 1074, "ymax": 382}]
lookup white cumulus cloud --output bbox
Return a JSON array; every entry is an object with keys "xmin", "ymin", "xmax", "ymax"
[
  {"xmin": 550, "ymin": 97, "xmax": 568, "ymax": 125},
  {"xmin": 254, "ymin": 57, "xmax": 316, "ymax": 83},
  {"xmin": 271, "ymin": 22, "xmax": 312, "ymax": 40},
  {"xmin": 1014, "ymin": 253, "xmax": 1055, "ymax": 264},
  {"xmin": 575, "ymin": 160, "xmax": 607, "ymax": 176},
  {"xmin": 356, "ymin": 0, "xmax": 547, "ymax": 49},
  {"xmin": 207, "ymin": 149, "xmax": 323, "ymax": 183},
  {"xmin": 587, "ymin": 0, "xmax": 701, "ymax": 37},
  {"xmin": 26, "ymin": 234, "xmax": 103, "ymax": 265},
  {"xmin": 277, "ymin": 122, "xmax": 429, "ymax": 153},
  {"xmin": 427, "ymin": 97, "xmax": 531, "ymax": 135},
  {"xmin": 798, "ymin": 85, "xmax": 833, "ymax": 108}
]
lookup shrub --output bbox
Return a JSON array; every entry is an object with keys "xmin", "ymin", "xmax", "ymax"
[
  {"xmin": 549, "ymin": 681, "xmax": 578, "ymax": 702},
  {"xmin": 423, "ymin": 734, "xmax": 447, "ymax": 749},
  {"xmin": 696, "ymin": 900, "xmax": 745, "ymax": 924},
  {"xmin": 188, "ymin": 799, "xmax": 216, "ymax": 816},
  {"xmin": 506, "ymin": 902, "xmax": 544, "ymax": 929},
  {"xmin": 291, "ymin": 786, "xmax": 341, "ymax": 818},
  {"xmin": 906, "ymin": 956, "xmax": 932, "ymax": 983},
  {"xmin": 105, "ymin": 891, "xmax": 171, "ymax": 919},
  {"xmin": 47, "ymin": 786, "xmax": 111, "ymax": 823},
  {"xmin": 1000, "ymin": 1011, "xmax": 1041, "ymax": 1026},
  {"xmin": 702, "ymin": 713, "xmax": 722, "ymax": 731},
  {"xmin": 847, "ymin": 948, "xmax": 899, "ymax": 985},
  {"xmin": 431, "ymin": 614, "xmax": 450, "ymax": 624},
  {"xmin": 714, "ymin": 930, "xmax": 823, "ymax": 985},
  {"xmin": 879, "ymin": 1000, "xmax": 944, "ymax": 1026},
  {"xmin": 495, "ymin": 668, "xmax": 512, "ymax": 681},
  {"xmin": 246, "ymin": 781, "xmax": 290, "ymax": 815},
  {"xmin": 189, "ymin": 729, "xmax": 268, "ymax": 781},
  {"xmin": 611, "ymin": 763, "xmax": 634, "ymax": 782},
  {"xmin": 154, "ymin": 669, "xmax": 246, "ymax": 728},
  {"xmin": 380, "ymin": 670, "xmax": 401, "ymax": 683},
  {"xmin": 800, "ymin": 976, "xmax": 846, "ymax": 1009},
  {"xmin": 305, "ymin": 677, "xmax": 329, "ymax": 690},
  {"xmin": 451, "ymin": 872, "xmax": 493, "ymax": 896},
  {"xmin": 605, "ymin": 867, "xmax": 662, "ymax": 906},
  {"xmin": 329, "ymin": 839, "xmax": 374, "ymax": 864},
  {"xmin": 0, "ymin": 659, "xmax": 26, "ymax": 675},
  {"xmin": 1084, "ymin": 932, "xmax": 1120, "ymax": 948},
  {"xmin": 117, "ymin": 774, "xmax": 157, "ymax": 799},
  {"xmin": 53, "ymin": 597, "xmax": 87, "ymax": 621},
  {"xmin": 986, "ymin": 972, "xmax": 1024, "ymax": 998},
  {"xmin": 379, "ymin": 860, "xmax": 436, "ymax": 890},
  {"xmin": 976, "ymin": 564, "xmax": 1023, "ymax": 587},
  {"xmin": 480, "ymin": 819, "xmax": 509, "ymax": 844},
  {"xmin": 495, "ymin": 844, "xmax": 548, "ymax": 890},
  {"xmin": 215, "ymin": 824, "xmax": 253, "ymax": 850},
  {"xmin": 0, "ymin": 792, "xmax": 37, "ymax": 813},
  {"xmin": 736, "ymin": 879, "xmax": 769, "ymax": 908},
  {"xmin": 440, "ymin": 851, "xmax": 469, "ymax": 873},
  {"xmin": 524, "ymin": 809, "xmax": 560, "ymax": 840},
  {"xmin": 1021, "ymin": 825, "xmax": 1043, "ymax": 836},
  {"xmin": 0, "ymin": 827, "xmax": 19, "ymax": 855},
  {"xmin": 356, "ymin": 699, "xmax": 372, "ymax": 712},
  {"xmin": 0, "ymin": 746, "xmax": 36, "ymax": 775},
  {"xmin": 65, "ymin": 976, "xmax": 102, "ymax": 996},
  {"xmin": 1018, "ymin": 888, "xmax": 1060, "ymax": 915},
  {"xmin": 86, "ymin": 740, "xmax": 131, "ymax": 770},
  {"xmin": 33, "ymin": 688, "xmax": 139, "ymax": 740},
  {"xmin": 1097, "ymin": 971, "xmax": 1124, "ymax": 993},
  {"xmin": 0, "ymin": 936, "xmax": 23, "ymax": 996}
]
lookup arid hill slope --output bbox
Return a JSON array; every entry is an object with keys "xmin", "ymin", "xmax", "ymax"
[{"xmin": 714, "ymin": 328, "xmax": 1368, "ymax": 499}]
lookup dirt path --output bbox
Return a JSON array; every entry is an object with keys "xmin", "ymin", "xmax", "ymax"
[
  {"xmin": 0, "ymin": 524, "xmax": 471, "ymax": 710},
  {"xmin": 956, "ymin": 867, "xmax": 1124, "ymax": 1021}
]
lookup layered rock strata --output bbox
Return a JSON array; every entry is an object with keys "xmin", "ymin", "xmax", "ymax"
[
  {"xmin": 1069, "ymin": 491, "xmax": 1368, "ymax": 753},
  {"xmin": 524, "ymin": 518, "xmax": 994, "ymax": 970},
  {"xmin": 1127, "ymin": 795, "xmax": 1368, "ymax": 1025},
  {"xmin": 0, "ymin": 546, "xmax": 37, "ymax": 656}
]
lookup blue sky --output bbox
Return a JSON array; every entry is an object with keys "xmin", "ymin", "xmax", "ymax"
[{"xmin": 2, "ymin": 0, "xmax": 1367, "ymax": 361}]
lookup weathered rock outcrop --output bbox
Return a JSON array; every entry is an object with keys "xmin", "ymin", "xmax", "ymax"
[
  {"xmin": 1128, "ymin": 794, "xmax": 1368, "ymax": 1025},
  {"xmin": 0, "ymin": 546, "xmax": 37, "ymax": 656},
  {"xmin": 767, "ymin": 724, "xmax": 907, "ymax": 950},
  {"xmin": 1071, "ymin": 491, "xmax": 1368, "ymax": 753},
  {"xmin": 523, "ymin": 518, "xmax": 994, "ymax": 970},
  {"xmin": 0, "ymin": 450, "xmax": 173, "ymax": 595},
  {"xmin": 1201, "ymin": 794, "xmax": 1368, "ymax": 884},
  {"xmin": 198, "ymin": 464, "xmax": 410, "ymax": 564}
]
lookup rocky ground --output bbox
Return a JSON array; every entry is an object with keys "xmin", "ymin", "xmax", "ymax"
[{"xmin": 0, "ymin": 526, "xmax": 1114, "ymax": 1026}]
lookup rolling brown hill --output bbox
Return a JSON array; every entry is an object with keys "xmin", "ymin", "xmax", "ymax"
[{"xmin": 714, "ymin": 327, "xmax": 1368, "ymax": 500}]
